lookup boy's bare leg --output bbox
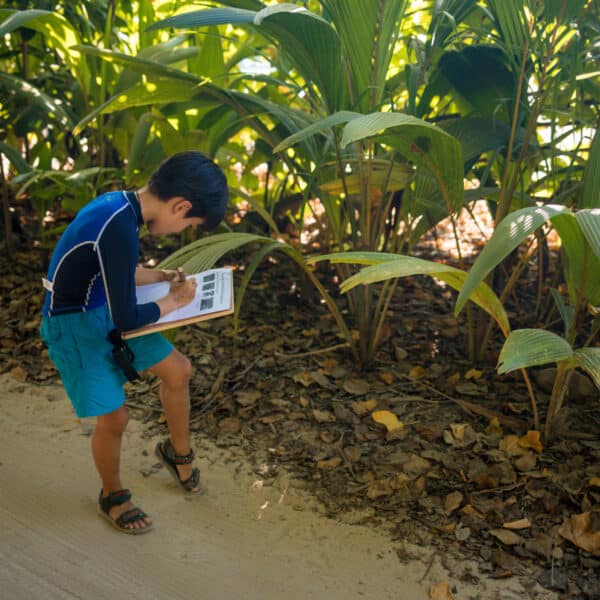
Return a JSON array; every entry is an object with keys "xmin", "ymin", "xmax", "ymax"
[
  {"xmin": 149, "ymin": 349, "xmax": 198, "ymax": 490},
  {"xmin": 92, "ymin": 406, "xmax": 152, "ymax": 529}
]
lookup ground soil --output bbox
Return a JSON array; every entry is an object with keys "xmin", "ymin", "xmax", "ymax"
[{"xmin": 1, "ymin": 217, "xmax": 598, "ymax": 598}]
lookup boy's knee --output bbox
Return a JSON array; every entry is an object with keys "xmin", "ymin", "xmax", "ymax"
[
  {"xmin": 97, "ymin": 406, "xmax": 128, "ymax": 434},
  {"xmin": 177, "ymin": 354, "xmax": 193, "ymax": 382}
]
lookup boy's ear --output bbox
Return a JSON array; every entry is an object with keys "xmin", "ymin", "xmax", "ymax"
[{"xmin": 172, "ymin": 197, "xmax": 192, "ymax": 214}]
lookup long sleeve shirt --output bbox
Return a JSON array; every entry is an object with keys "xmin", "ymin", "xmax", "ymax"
[{"xmin": 42, "ymin": 191, "xmax": 160, "ymax": 331}]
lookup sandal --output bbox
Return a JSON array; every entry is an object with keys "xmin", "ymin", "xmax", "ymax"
[
  {"xmin": 98, "ymin": 489, "xmax": 154, "ymax": 535},
  {"xmin": 155, "ymin": 439, "xmax": 202, "ymax": 493}
]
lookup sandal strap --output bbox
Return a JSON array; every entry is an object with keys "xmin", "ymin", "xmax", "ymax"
[
  {"xmin": 116, "ymin": 507, "xmax": 148, "ymax": 527},
  {"xmin": 99, "ymin": 488, "xmax": 131, "ymax": 513},
  {"xmin": 180, "ymin": 467, "xmax": 200, "ymax": 491},
  {"xmin": 163, "ymin": 439, "xmax": 195, "ymax": 465}
]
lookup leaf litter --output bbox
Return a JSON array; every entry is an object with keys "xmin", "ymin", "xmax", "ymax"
[{"xmin": 3, "ymin": 246, "xmax": 600, "ymax": 599}]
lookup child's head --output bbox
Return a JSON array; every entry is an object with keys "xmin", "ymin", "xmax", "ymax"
[{"xmin": 148, "ymin": 151, "xmax": 228, "ymax": 230}]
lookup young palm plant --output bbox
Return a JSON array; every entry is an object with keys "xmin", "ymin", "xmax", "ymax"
[{"xmin": 78, "ymin": 0, "xmax": 468, "ymax": 364}]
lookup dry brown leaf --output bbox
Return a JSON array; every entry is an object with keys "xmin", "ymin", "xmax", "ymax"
[
  {"xmin": 235, "ymin": 390, "xmax": 261, "ymax": 406},
  {"xmin": 445, "ymin": 491, "xmax": 463, "ymax": 515},
  {"xmin": 485, "ymin": 417, "xmax": 503, "ymax": 437},
  {"xmin": 378, "ymin": 371, "xmax": 395, "ymax": 384},
  {"xmin": 408, "ymin": 365, "xmax": 426, "ymax": 379},
  {"xmin": 218, "ymin": 417, "xmax": 241, "ymax": 433},
  {"xmin": 312, "ymin": 409, "xmax": 336, "ymax": 423},
  {"xmin": 394, "ymin": 346, "xmax": 408, "ymax": 361},
  {"xmin": 450, "ymin": 423, "xmax": 466, "ymax": 442},
  {"xmin": 499, "ymin": 434, "xmax": 526, "ymax": 457},
  {"xmin": 589, "ymin": 477, "xmax": 600, "ymax": 488},
  {"xmin": 317, "ymin": 456, "xmax": 342, "ymax": 470},
  {"xmin": 351, "ymin": 398, "xmax": 378, "ymax": 416},
  {"xmin": 9, "ymin": 366, "xmax": 27, "ymax": 381},
  {"xmin": 446, "ymin": 372, "xmax": 460, "ymax": 385},
  {"xmin": 465, "ymin": 368, "xmax": 483, "ymax": 380},
  {"xmin": 371, "ymin": 410, "xmax": 404, "ymax": 433},
  {"xmin": 293, "ymin": 371, "xmax": 314, "ymax": 387},
  {"xmin": 429, "ymin": 582, "xmax": 455, "ymax": 600},
  {"xmin": 514, "ymin": 451, "xmax": 538, "ymax": 472},
  {"xmin": 518, "ymin": 430, "xmax": 543, "ymax": 454},
  {"xmin": 343, "ymin": 447, "xmax": 362, "ymax": 463},
  {"xmin": 558, "ymin": 512, "xmax": 600, "ymax": 556},
  {"xmin": 157, "ymin": 413, "xmax": 167, "ymax": 424},
  {"xmin": 503, "ymin": 518, "xmax": 531, "ymax": 530},
  {"xmin": 301, "ymin": 328, "xmax": 319, "ymax": 337},
  {"xmin": 490, "ymin": 529, "xmax": 524, "ymax": 546},
  {"xmin": 343, "ymin": 378, "xmax": 370, "ymax": 395}
]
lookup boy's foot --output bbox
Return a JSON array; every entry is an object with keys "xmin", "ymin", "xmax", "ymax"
[
  {"xmin": 98, "ymin": 489, "xmax": 154, "ymax": 534},
  {"xmin": 155, "ymin": 439, "xmax": 202, "ymax": 493}
]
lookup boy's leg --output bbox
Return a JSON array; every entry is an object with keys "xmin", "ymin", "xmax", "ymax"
[
  {"xmin": 92, "ymin": 406, "xmax": 152, "ymax": 530},
  {"xmin": 148, "ymin": 349, "xmax": 198, "ymax": 490}
]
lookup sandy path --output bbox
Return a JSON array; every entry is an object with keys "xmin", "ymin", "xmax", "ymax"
[{"xmin": 0, "ymin": 375, "xmax": 549, "ymax": 600}]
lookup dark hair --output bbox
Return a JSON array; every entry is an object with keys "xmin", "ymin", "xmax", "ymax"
[{"xmin": 148, "ymin": 151, "xmax": 228, "ymax": 230}]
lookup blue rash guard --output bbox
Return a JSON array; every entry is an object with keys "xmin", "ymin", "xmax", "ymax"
[{"xmin": 42, "ymin": 190, "xmax": 160, "ymax": 331}]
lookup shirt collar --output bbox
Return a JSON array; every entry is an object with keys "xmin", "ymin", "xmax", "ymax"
[{"xmin": 124, "ymin": 190, "xmax": 144, "ymax": 227}]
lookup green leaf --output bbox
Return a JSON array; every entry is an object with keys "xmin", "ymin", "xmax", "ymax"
[
  {"xmin": 497, "ymin": 329, "xmax": 573, "ymax": 374},
  {"xmin": 575, "ymin": 209, "xmax": 600, "ymax": 261},
  {"xmin": 0, "ymin": 143, "xmax": 31, "ymax": 174},
  {"xmin": 581, "ymin": 130, "xmax": 600, "ymax": 208},
  {"xmin": 571, "ymin": 348, "xmax": 600, "ymax": 389},
  {"xmin": 147, "ymin": 8, "xmax": 256, "ymax": 31},
  {"xmin": 550, "ymin": 288, "xmax": 575, "ymax": 335},
  {"xmin": 320, "ymin": 252, "xmax": 510, "ymax": 336},
  {"xmin": 320, "ymin": 0, "xmax": 408, "ymax": 111},
  {"xmin": 0, "ymin": 72, "xmax": 73, "ymax": 128},
  {"xmin": 456, "ymin": 205, "xmax": 568, "ymax": 314},
  {"xmin": 341, "ymin": 111, "xmax": 464, "ymax": 213},
  {"xmin": 274, "ymin": 111, "xmax": 360, "ymax": 153},
  {"xmin": 253, "ymin": 4, "xmax": 343, "ymax": 112}
]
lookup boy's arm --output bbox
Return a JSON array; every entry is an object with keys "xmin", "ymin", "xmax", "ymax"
[{"xmin": 134, "ymin": 266, "xmax": 187, "ymax": 286}]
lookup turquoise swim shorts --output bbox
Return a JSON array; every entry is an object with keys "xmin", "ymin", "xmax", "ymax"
[{"xmin": 40, "ymin": 304, "xmax": 173, "ymax": 418}]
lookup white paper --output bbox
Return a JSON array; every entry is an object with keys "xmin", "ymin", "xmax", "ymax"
[{"xmin": 136, "ymin": 268, "xmax": 232, "ymax": 326}]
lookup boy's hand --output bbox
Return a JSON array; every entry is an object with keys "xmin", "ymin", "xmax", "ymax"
[
  {"xmin": 162, "ymin": 268, "xmax": 186, "ymax": 283},
  {"xmin": 169, "ymin": 277, "xmax": 197, "ymax": 308}
]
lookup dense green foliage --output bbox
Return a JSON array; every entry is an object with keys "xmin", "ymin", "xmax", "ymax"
[{"xmin": 1, "ymin": 1, "xmax": 598, "ymax": 436}]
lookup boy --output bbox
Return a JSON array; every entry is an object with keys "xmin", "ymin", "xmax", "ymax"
[{"xmin": 40, "ymin": 151, "xmax": 228, "ymax": 534}]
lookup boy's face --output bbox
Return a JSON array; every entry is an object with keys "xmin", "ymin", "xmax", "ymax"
[{"xmin": 146, "ymin": 197, "xmax": 205, "ymax": 235}]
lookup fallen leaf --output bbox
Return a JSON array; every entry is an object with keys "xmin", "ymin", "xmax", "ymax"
[
  {"xmin": 429, "ymin": 582, "xmax": 455, "ymax": 600},
  {"xmin": 490, "ymin": 529, "xmax": 524, "ymax": 546},
  {"xmin": 446, "ymin": 372, "xmax": 460, "ymax": 385},
  {"xmin": 518, "ymin": 430, "xmax": 543, "ymax": 454},
  {"xmin": 311, "ymin": 370, "xmax": 337, "ymax": 390},
  {"xmin": 450, "ymin": 423, "xmax": 466, "ymax": 442},
  {"xmin": 342, "ymin": 447, "xmax": 362, "ymax": 463},
  {"xmin": 10, "ymin": 366, "xmax": 27, "ymax": 381},
  {"xmin": 445, "ymin": 491, "xmax": 463, "ymax": 515},
  {"xmin": 589, "ymin": 477, "xmax": 600, "ymax": 488},
  {"xmin": 465, "ymin": 368, "xmax": 483, "ymax": 380},
  {"xmin": 293, "ymin": 371, "xmax": 315, "ymax": 387},
  {"xmin": 514, "ymin": 451, "xmax": 538, "ymax": 472},
  {"xmin": 317, "ymin": 456, "xmax": 342, "ymax": 470},
  {"xmin": 218, "ymin": 417, "xmax": 241, "ymax": 433},
  {"xmin": 394, "ymin": 346, "xmax": 408, "ymax": 361},
  {"xmin": 157, "ymin": 413, "xmax": 167, "ymax": 424},
  {"xmin": 408, "ymin": 365, "xmax": 426, "ymax": 379},
  {"xmin": 558, "ymin": 512, "xmax": 600, "ymax": 556},
  {"xmin": 312, "ymin": 409, "xmax": 336, "ymax": 423},
  {"xmin": 343, "ymin": 378, "xmax": 370, "ymax": 395},
  {"xmin": 485, "ymin": 417, "xmax": 503, "ymax": 437},
  {"xmin": 503, "ymin": 518, "xmax": 531, "ymax": 530},
  {"xmin": 378, "ymin": 371, "xmax": 395, "ymax": 384},
  {"xmin": 499, "ymin": 435, "xmax": 526, "ymax": 457},
  {"xmin": 371, "ymin": 410, "xmax": 404, "ymax": 433},
  {"xmin": 491, "ymin": 548, "xmax": 525, "ymax": 576},
  {"xmin": 351, "ymin": 398, "xmax": 378, "ymax": 416},
  {"xmin": 235, "ymin": 390, "xmax": 261, "ymax": 406}
]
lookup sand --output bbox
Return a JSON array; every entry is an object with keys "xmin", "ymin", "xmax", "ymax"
[{"xmin": 0, "ymin": 374, "xmax": 553, "ymax": 600}]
